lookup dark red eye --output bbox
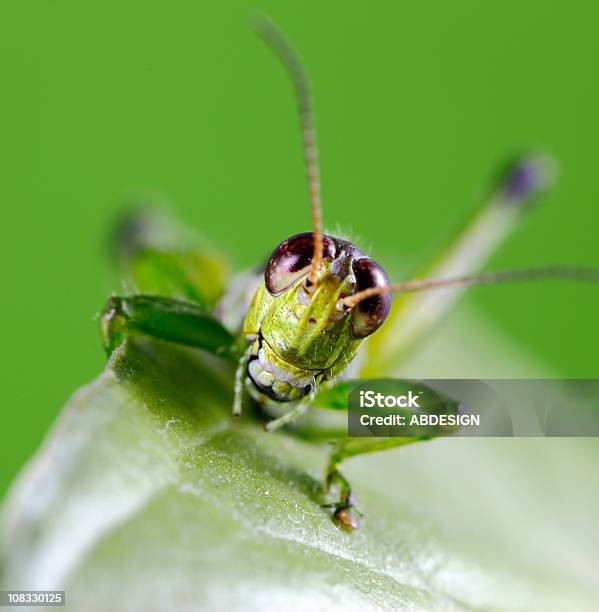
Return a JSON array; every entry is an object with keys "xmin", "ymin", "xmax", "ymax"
[
  {"xmin": 265, "ymin": 232, "xmax": 336, "ymax": 295},
  {"xmin": 351, "ymin": 258, "xmax": 391, "ymax": 338}
]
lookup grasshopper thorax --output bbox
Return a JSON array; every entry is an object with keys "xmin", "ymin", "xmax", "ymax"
[{"xmin": 242, "ymin": 232, "xmax": 391, "ymax": 402}]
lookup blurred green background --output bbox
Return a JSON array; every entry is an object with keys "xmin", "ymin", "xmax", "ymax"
[{"xmin": 1, "ymin": 0, "xmax": 598, "ymax": 497}]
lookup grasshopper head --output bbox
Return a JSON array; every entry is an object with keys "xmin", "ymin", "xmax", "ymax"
[
  {"xmin": 260, "ymin": 232, "xmax": 392, "ymax": 372},
  {"xmin": 246, "ymin": 23, "xmax": 392, "ymax": 390}
]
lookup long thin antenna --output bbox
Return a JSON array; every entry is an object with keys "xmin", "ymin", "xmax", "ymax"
[
  {"xmin": 254, "ymin": 15, "xmax": 324, "ymax": 286},
  {"xmin": 342, "ymin": 266, "xmax": 599, "ymax": 308}
]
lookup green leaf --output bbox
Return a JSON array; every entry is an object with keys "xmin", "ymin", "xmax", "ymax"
[{"xmin": 1, "ymin": 329, "xmax": 598, "ymax": 611}]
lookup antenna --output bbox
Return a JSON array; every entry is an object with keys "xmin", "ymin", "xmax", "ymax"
[
  {"xmin": 254, "ymin": 15, "xmax": 324, "ymax": 286},
  {"xmin": 342, "ymin": 266, "xmax": 599, "ymax": 308}
]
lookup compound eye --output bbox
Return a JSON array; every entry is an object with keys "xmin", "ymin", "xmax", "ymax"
[
  {"xmin": 351, "ymin": 258, "xmax": 392, "ymax": 338},
  {"xmin": 265, "ymin": 232, "xmax": 336, "ymax": 295}
]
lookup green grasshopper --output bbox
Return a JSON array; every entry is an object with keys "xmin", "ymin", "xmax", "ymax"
[{"xmin": 100, "ymin": 17, "xmax": 599, "ymax": 530}]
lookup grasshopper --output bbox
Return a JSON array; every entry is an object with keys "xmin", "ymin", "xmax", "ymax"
[{"xmin": 101, "ymin": 17, "xmax": 599, "ymax": 529}]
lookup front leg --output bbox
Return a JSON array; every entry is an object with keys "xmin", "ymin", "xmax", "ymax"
[{"xmin": 263, "ymin": 402, "xmax": 311, "ymax": 431}]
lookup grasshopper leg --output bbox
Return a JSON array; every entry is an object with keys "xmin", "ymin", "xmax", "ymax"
[
  {"xmin": 101, "ymin": 294, "xmax": 237, "ymax": 359},
  {"xmin": 112, "ymin": 208, "xmax": 229, "ymax": 309},
  {"xmin": 263, "ymin": 402, "xmax": 310, "ymax": 431},
  {"xmin": 325, "ymin": 437, "xmax": 424, "ymax": 530},
  {"xmin": 232, "ymin": 345, "xmax": 253, "ymax": 417},
  {"xmin": 310, "ymin": 379, "xmax": 461, "ymax": 529},
  {"xmin": 366, "ymin": 154, "xmax": 556, "ymax": 374}
]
